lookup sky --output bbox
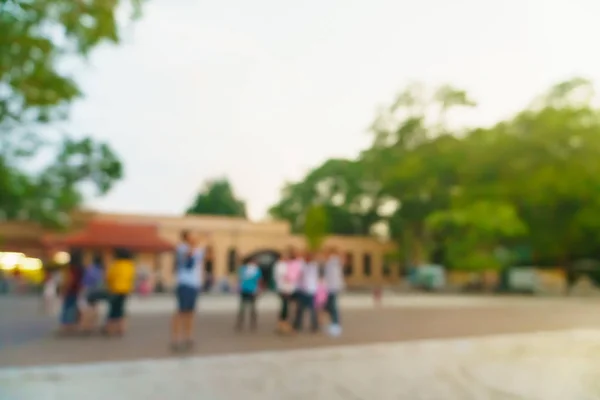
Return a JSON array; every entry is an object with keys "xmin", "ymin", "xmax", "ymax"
[{"xmin": 68, "ymin": 0, "xmax": 600, "ymax": 220}]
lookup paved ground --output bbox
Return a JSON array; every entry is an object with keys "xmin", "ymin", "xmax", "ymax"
[
  {"xmin": 0, "ymin": 292, "xmax": 559, "ymax": 351},
  {"xmin": 105, "ymin": 292, "xmax": 600, "ymax": 314},
  {"xmin": 3, "ymin": 294, "xmax": 600, "ymax": 368},
  {"xmin": 0, "ymin": 297, "xmax": 54, "ymax": 350},
  {"xmin": 3, "ymin": 329, "xmax": 600, "ymax": 400},
  {"xmin": 4, "ymin": 294, "xmax": 600, "ymax": 399}
]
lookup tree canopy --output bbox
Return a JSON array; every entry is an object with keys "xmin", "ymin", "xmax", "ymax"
[
  {"xmin": 269, "ymin": 77, "xmax": 600, "ymax": 270},
  {"xmin": 185, "ymin": 179, "xmax": 247, "ymax": 218},
  {"xmin": 0, "ymin": 0, "xmax": 142, "ymax": 227}
]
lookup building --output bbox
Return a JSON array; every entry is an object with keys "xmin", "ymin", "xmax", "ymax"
[{"xmin": 0, "ymin": 211, "xmax": 399, "ymax": 288}]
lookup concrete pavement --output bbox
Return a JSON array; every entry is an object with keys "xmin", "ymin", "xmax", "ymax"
[
  {"xmin": 3, "ymin": 294, "xmax": 600, "ymax": 399},
  {"xmin": 4, "ymin": 295, "xmax": 600, "ymax": 368},
  {"xmin": 2, "ymin": 329, "xmax": 600, "ymax": 400},
  {"xmin": 0, "ymin": 297, "xmax": 54, "ymax": 350}
]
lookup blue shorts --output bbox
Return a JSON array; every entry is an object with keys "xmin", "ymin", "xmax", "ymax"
[{"xmin": 176, "ymin": 284, "xmax": 199, "ymax": 312}]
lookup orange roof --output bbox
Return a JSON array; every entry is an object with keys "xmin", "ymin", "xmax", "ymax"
[
  {"xmin": 0, "ymin": 238, "xmax": 49, "ymax": 258},
  {"xmin": 59, "ymin": 221, "xmax": 174, "ymax": 252}
]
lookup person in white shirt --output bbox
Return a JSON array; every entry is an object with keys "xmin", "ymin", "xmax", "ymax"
[
  {"xmin": 292, "ymin": 251, "xmax": 320, "ymax": 333},
  {"xmin": 324, "ymin": 247, "xmax": 345, "ymax": 336},
  {"xmin": 275, "ymin": 250, "xmax": 296, "ymax": 333},
  {"xmin": 42, "ymin": 272, "xmax": 59, "ymax": 315},
  {"xmin": 170, "ymin": 230, "xmax": 206, "ymax": 352}
]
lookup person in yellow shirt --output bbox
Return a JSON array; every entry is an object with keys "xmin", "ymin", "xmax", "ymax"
[{"xmin": 103, "ymin": 248, "xmax": 135, "ymax": 336}]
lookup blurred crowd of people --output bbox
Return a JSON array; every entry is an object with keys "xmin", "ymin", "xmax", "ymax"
[
  {"xmin": 43, "ymin": 248, "xmax": 139, "ymax": 337},
  {"xmin": 232, "ymin": 246, "xmax": 345, "ymax": 336},
  {"xmin": 39, "ymin": 231, "xmax": 345, "ymax": 351},
  {"xmin": 169, "ymin": 231, "xmax": 346, "ymax": 352}
]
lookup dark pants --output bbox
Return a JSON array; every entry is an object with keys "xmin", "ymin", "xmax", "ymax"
[
  {"xmin": 236, "ymin": 292, "xmax": 257, "ymax": 329},
  {"xmin": 87, "ymin": 288, "xmax": 109, "ymax": 306},
  {"xmin": 326, "ymin": 293, "xmax": 340, "ymax": 325},
  {"xmin": 60, "ymin": 294, "xmax": 78, "ymax": 325},
  {"xmin": 203, "ymin": 275, "xmax": 214, "ymax": 293},
  {"xmin": 107, "ymin": 294, "xmax": 128, "ymax": 320},
  {"xmin": 278, "ymin": 293, "xmax": 290, "ymax": 321},
  {"xmin": 289, "ymin": 289, "xmax": 302, "ymax": 322},
  {"xmin": 293, "ymin": 292, "xmax": 318, "ymax": 332}
]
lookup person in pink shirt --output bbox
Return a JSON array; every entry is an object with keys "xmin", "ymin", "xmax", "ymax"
[
  {"xmin": 285, "ymin": 249, "xmax": 304, "ymax": 324},
  {"xmin": 274, "ymin": 248, "xmax": 297, "ymax": 334}
]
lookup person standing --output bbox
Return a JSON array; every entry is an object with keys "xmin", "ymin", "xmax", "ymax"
[
  {"xmin": 286, "ymin": 249, "xmax": 304, "ymax": 326},
  {"xmin": 103, "ymin": 248, "xmax": 135, "ymax": 336},
  {"xmin": 79, "ymin": 257, "xmax": 105, "ymax": 333},
  {"xmin": 314, "ymin": 267, "xmax": 329, "ymax": 327},
  {"xmin": 324, "ymin": 247, "xmax": 345, "ymax": 337},
  {"xmin": 273, "ymin": 250, "xmax": 294, "ymax": 334},
  {"xmin": 41, "ymin": 271, "xmax": 59, "ymax": 315},
  {"xmin": 137, "ymin": 264, "xmax": 152, "ymax": 297},
  {"xmin": 293, "ymin": 252, "xmax": 320, "ymax": 333},
  {"xmin": 58, "ymin": 250, "xmax": 84, "ymax": 335},
  {"xmin": 235, "ymin": 257, "xmax": 262, "ymax": 331},
  {"xmin": 171, "ymin": 231, "xmax": 205, "ymax": 352}
]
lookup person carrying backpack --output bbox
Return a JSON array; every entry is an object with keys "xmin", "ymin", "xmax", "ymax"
[{"xmin": 170, "ymin": 231, "xmax": 207, "ymax": 352}]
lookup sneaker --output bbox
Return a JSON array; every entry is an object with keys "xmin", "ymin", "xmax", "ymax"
[{"xmin": 327, "ymin": 324, "xmax": 342, "ymax": 337}]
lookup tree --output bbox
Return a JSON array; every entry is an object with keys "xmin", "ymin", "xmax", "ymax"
[
  {"xmin": 1, "ymin": 137, "xmax": 122, "ymax": 226},
  {"xmin": 269, "ymin": 158, "xmax": 381, "ymax": 235},
  {"xmin": 186, "ymin": 179, "xmax": 247, "ymax": 218},
  {"xmin": 0, "ymin": 0, "xmax": 142, "ymax": 226},
  {"xmin": 303, "ymin": 205, "xmax": 329, "ymax": 252},
  {"xmin": 269, "ymin": 77, "xmax": 600, "ymax": 286},
  {"xmin": 456, "ymin": 78, "xmax": 600, "ymax": 266},
  {"xmin": 362, "ymin": 83, "xmax": 476, "ymax": 264},
  {"xmin": 426, "ymin": 201, "xmax": 527, "ymax": 272}
]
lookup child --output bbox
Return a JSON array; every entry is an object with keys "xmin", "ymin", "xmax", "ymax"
[
  {"xmin": 139, "ymin": 276, "xmax": 152, "ymax": 297},
  {"xmin": 373, "ymin": 284, "xmax": 382, "ymax": 307},
  {"xmin": 314, "ymin": 269, "xmax": 328, "ymax": 328},
  {"xmin": 235, "ymin": 258, "xmax": 262, "ymax": 331}
]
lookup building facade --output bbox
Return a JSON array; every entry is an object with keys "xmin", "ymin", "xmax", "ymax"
[{"xmin": 0, "ymin": 211, "xmax": 400, "ymax": 288}]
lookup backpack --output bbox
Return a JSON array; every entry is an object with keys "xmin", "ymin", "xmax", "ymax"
[{"xmin": 175, "ymin": 246, "xmax": 196, "ymax": 271}]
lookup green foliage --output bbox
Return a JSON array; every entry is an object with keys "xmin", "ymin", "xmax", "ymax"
[
  {"xmin": 0, "ymin": 0, "xmax": 143, "ymax": 127},
  {"xmin": 0, "ymin": 0, "xmax": 141, "ymax": 226},
  {"xmin": 303, "ymin": 205, "xmax": 329, "ymax": 252},
  {"xmin": 426, "ymin": 201, "xmax": 527, "ymax": 271},
  {"xmin": 268, "ymin": 158, "xmax": 381, "ymax": 235},
  {"xmin": 186, "ymin": 179, "xmax": 247, "ymax": 218},
  {"xmin": 1, "ymin": 137, "xmax": 123, "ymax": 227},
  {"xmin": 426, "ymin": 202, "xmax": 527, "ymax": 240},
  {"xmin": 269, "ymin": 77, "xmax": 600, "ymax": 269}
]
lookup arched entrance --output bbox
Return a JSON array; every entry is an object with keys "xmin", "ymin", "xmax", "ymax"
[{"xmin": 242, "ymin": 249, "xmax": 280, "ymax": 291}]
